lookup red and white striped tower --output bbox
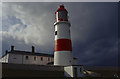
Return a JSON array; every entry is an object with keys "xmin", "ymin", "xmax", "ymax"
[{"xmin": 54, "ymin": 5, "xmax": 73, "ymax": 66}]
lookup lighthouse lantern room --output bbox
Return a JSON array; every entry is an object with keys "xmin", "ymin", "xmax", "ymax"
[{"xmin": 54, "ymin": 5, "xmax": 73, "ymax": 66}]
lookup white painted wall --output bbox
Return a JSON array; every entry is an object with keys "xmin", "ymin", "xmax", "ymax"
[
  {"xmin": 54, "ymin": 51, "xmax": 73, "ymax": 66},
  {"xmin": 64, "ymin": 66, "xmax": 85, "ymax": 77},
  {"xmin": 23, "ymin": 55, "xmax": 53, "ymax": 65},
  {"xmin": 55, "ymin": 22, "xmax": 71, "ymax": 40},
  {"xmin": 1, "ymin": 54, "xmax": 9, "ymax": 63},
  {"xmin": 54, "ymin": 21, "xmax": 73, "ymax": 66},
  {"xmin": 8, "ymin": 53, "xmax": 23, "ymax": 64},
  {"xmin": 64, "ymin": 66, "xmax": 73, "ymax": 77},
  {"xmin": 72, "ymin": 66, "xmax": 85, "ymax": 77},
  {"xmin": 1, "ymin": 53, "xmax": 54, "ymax": 65}
]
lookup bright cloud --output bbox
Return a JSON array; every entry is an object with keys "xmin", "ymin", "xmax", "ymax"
[
  {"xmin": 2, "ymin": 3, "xmax": 55, "ymax": 51},
  {"xmin": 1, "ymin": 2, "xmax": 118, "ymax": 66}
]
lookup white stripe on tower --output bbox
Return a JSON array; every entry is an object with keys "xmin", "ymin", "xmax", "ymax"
[
  {"xmin": 54, "ymin": 21, "xmax": 71, "ymax": 40},
  {"xmin": 54, "ymin": 5, "xmax": 73, "ymax": 66}
]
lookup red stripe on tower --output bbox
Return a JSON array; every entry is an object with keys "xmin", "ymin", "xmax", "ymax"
[
  {"xmin": 54, "ymin": 5, "xmax": 73, "ymax": 66},
  {"xmin": 54, "ymin": 39, "xmax": 72, "ymax": 51}
]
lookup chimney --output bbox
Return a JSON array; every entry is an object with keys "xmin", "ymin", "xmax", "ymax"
[
  {"xmin": 6, "ymin": 50, "xmax": 8, "ymax": 54},
  {"xmin": 11, "ymin": 45, "xmax": 14, "ymax": 51},
  {"xmin": 32, "ymin": 46, "xmax": 35, "ymax": 53}
]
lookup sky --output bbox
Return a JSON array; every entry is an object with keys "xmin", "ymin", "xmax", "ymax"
[
  {"xmin": 1, "ymin": 0, "xmax": 120, "ymax": 2},
  {"xmin": 1, "ymin": 2, "xmax": 119, "ymax": 66}
]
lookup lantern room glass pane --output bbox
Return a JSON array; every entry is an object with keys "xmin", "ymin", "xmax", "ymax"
[{"xmin": 58, "ymin": 11, "xmax": 67, "ymax": 19}]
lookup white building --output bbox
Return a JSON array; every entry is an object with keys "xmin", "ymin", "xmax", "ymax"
[
  {"xmin": 0, "ymin": 46, "xmax": 78, "ymax": 65},
  {"xmin": 64, "ymin": 65, "xmax": 85, "ymax": 77},
  {"xmin": 0, "ymin": 46, "xmax": 54, "ymax": 65}
]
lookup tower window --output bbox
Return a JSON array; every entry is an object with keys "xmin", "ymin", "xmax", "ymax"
[
  {"xmin": 25, "ymin": 56, "xmax": 29, "ymax": 60},
  {"xmin": 55, "ymin": 31, "xmax": 57, "ymax": 35}
]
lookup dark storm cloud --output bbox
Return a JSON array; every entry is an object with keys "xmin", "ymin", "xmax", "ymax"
[
  {"xmin": 65, "ymin": 2, "xmax": 118, "ymax": 41},
  {"xmin": 66, "ymin": 2, "xmax": 118, "ymax": 66},
  {"xmin": 73, "ymin": 38, "xmax": 118, "ymax": 66},
  {"xmin": 2, "ymin": 2, "xmax": 118, "ymax": 66}
]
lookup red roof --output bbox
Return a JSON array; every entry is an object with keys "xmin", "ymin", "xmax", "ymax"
[{"xmin": 56, "ymin": 5, "xmax": 68, "ymax": 13}]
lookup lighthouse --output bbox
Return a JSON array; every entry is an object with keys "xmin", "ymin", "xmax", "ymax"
[{"xmin": 54, "ymin": 5, "xmax": 73, "ymax": 66}]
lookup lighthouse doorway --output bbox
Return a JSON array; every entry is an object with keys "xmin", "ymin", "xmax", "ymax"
[{"xmin": 74, "ymin": 67, "xmax": 77, "ymax": 77}]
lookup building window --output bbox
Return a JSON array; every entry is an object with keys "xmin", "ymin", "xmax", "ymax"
[
  {"xmin": 25, "ymin": 56, "xmax": 29, "ymax": 60},
  {"xmin": 34, "ymin": 56, "xmax": 36, "ymax": 61},
  {"xmin": 41, "ymin": 57, "xmax": 43, "ymax": 61},
  {"xmin": 48, "ymin": 58, "xmax": 50, "ymax": 61},
  {"xmin": 55, "ymin": 31, "xmax": 57, "ymax": 35}
]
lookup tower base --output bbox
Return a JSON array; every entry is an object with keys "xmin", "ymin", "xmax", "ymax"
[{"xmin": 54, "ymin": 51, "xmax": 73, "ymax": 66}]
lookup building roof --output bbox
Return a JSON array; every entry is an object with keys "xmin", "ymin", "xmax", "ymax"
[
  {"xmin": 1, "ymin": 45, "xmax": 78, "ymax": 59},
  {"xmin": 1, "ymin": 50, "xmax": 78, "ymax": 59},
  {"xmin": 6, "ymin": 50, "xmax": 54, "ymax": 57}
]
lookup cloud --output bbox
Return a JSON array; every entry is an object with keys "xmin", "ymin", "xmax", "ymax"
[
  {"xmin": 73, "ymin": 38, "xmax": 118, "ymax": 66},
  {"xmin": 2, "ymin": 2, "xmax": 118, "ymax": 66},
  {"xmin": 68, "ymin": 2, "xmax": 118, "ymax": 43},
  {"xmin": 2, "ymin": 2, "xmax": 56, "ymax": 53}
]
